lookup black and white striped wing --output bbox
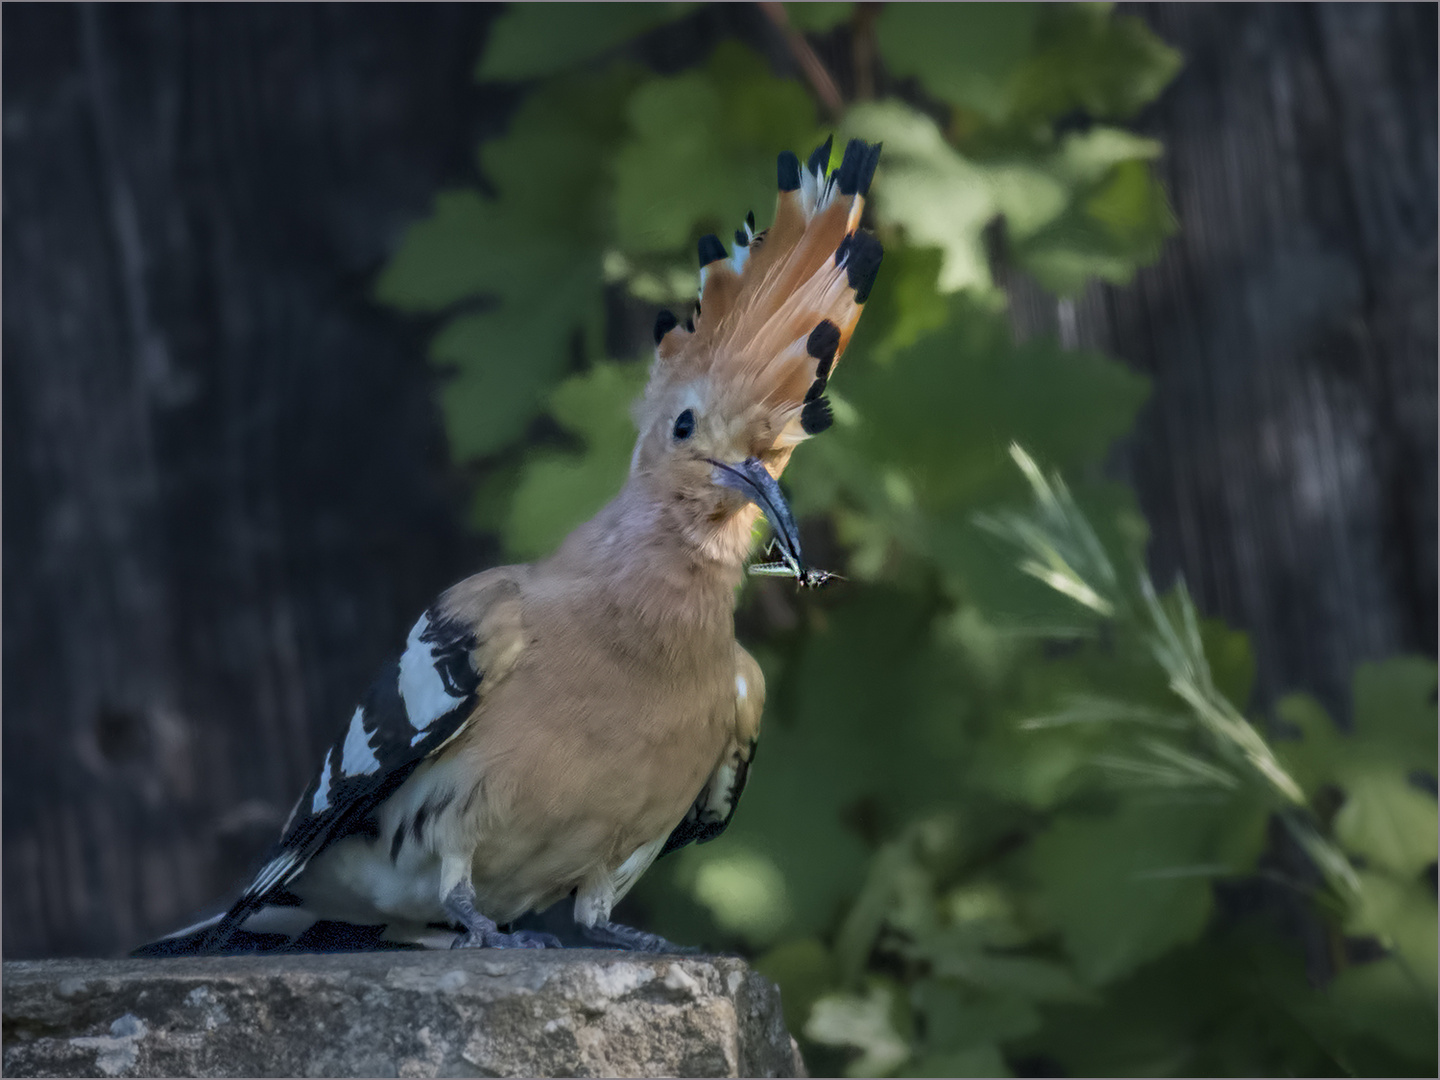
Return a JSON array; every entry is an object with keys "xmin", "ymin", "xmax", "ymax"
[
  {"xmin": 210, "ymin": 601, "xmax": 488, "ymax": 945},
  {"xmin": 660, "ymin": 738, "xmax": 757, "ymax": 857},
  {"xmin": 661, "ymin": 651, "xmax": 764, "ymax": 858}
]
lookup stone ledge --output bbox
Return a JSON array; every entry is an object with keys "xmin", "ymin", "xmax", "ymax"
[{"xmin": 2, "ymin": 951, "xmax": 804, "ymax": 1078}]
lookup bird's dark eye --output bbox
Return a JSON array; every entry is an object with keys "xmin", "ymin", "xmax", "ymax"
[{"xmin": 672, "ymin": 408, "xmax": 696, "ymax": 441}]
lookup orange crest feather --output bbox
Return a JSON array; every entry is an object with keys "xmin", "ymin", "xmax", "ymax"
[{"xmin": 647, "ymin": 137, "xmax": 883, "ymax": 462}]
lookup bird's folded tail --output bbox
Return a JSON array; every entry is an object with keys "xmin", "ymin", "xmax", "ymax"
[
  {"xmin": 649, "ymin": 136, "xmax": 884, "ymax": 467},
  {"xmin": 131, "ymin": 903, "xmax": 448, "ymax": 956}
]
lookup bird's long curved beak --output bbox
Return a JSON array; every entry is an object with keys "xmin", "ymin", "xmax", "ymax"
[{"xmin": 708, "ymin": 457, "xmax": 806, "ymax": 573}]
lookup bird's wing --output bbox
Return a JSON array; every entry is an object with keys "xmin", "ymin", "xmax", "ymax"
[
  {"xmin": 206, "ymin": 567, "xmax": 528, "ymax": 948},
  {"xmin": 660, "ymin": 644, "xmax": 766, "ymax": 857}
]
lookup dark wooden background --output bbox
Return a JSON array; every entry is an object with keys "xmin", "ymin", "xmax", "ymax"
[{"xmin": 4, "ymin": 3, "xmax": 1435, "ymax": 959}]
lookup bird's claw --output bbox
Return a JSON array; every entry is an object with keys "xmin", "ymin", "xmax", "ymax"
[
  {"xmin": 452, "ymin": 927, "xmax": 562, "ymax": 950},
  {"xmin": 580, "ymin": 920, "xmax": 697, "ymax": 954}
]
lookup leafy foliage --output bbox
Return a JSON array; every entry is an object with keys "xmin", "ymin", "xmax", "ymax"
[{"xmin": 380, "ymin": 4, "xmax": 1436, "ymax": 1074}]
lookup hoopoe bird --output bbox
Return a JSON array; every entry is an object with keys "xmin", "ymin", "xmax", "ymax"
[{"xmin": 137, "ymin": 137, "xmax": 882, "ymax": 956}]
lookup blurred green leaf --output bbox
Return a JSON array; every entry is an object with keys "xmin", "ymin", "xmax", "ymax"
[
  {"xmin": 912, "ymin": 976, "xmax": 1040, "ymax": 1053},
  {"xmin": 1335, "ymin": 769, "xmax": 1438, "ymax": 879},
  {"xmin": 1322, "ymin": 951, "xmax": 1440, "ymax": 1063},
  {"xmin": 477, "ymin": 3, "xmax": 694, "ymax": 80},
  {"xmin": 902, "ymin": 1045, "xmax": 1010, "ymax": 1078},
  {"xmin": 689, "ymin": 844, "xmax": 793, "ymax": 943},
  {"xmin": 503, "ymin": 361, "xmax": 647, "ymax": 557},
  {"xmin": 833, "ymin": 294, "xmax": 1149, "ymax": 519},
  {"xmin": 376, "ymin": 190, "xmax": 511, "ymax": 313},
  {"xmin": 1047, "ymin": 126, "xmax": 1164, "ymax": 186},
  {"xmin": 1008, "ymin": 4, "xmax": 1183, "ymax": 123},
  {"xmin": 1345, "ymin": 870, "xmax": 1438, "ymax": 997},
  {"xmin": 754, "ymin": 937, "xmax": 839, "ymax": 1033},
  {"xmin": 784, "ymin": 2, "xmax": 854, "ymax": 32},
  {"xmin": 378, "ymin": 69, "xmax": 638, "ymax": 462},
  {"xmin": 614, "ymin": 42, "xmax": 819, "ymax": 254},
  {"xmin": 1353, "ymin": 657, "xmax": 1439, "ymax": 777},
  {"xmin": 876, "ymin": 4, "xmax": 1040, "ymax": 121},
  {"xmin": 1274, "ymin": 659, "xmax": 1437, "ymax": 876},
  {"xmin": 845, "ymin": 101, "xmax": 999, "ymax": 293},
  {"xmin": 806, "ymin": 981, "xmax": 913, "ymax": 1077},
  {"xmin": 1028, "ymin": 792, "xmax": 1268, "ymax": 984},
  {"xmin": 1014, "ymin": 158, "xmax": 1176, "ymax": 295}
]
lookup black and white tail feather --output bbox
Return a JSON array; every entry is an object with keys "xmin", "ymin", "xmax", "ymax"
[{"xmin": 134, "ymin": 606, "xmax": 483, "ymax": 956}]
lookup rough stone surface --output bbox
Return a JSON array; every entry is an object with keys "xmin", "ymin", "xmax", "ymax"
[{"xmin": 1, "ymin": 952, "xmax": 805, "ymax": 1078}]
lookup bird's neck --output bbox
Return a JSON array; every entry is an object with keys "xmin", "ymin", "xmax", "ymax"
[{"xmin": 546, "ymin": 481, "xmax": 754, "ymax": 636}]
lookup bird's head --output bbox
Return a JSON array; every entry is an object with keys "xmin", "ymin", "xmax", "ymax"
[{"xmin": 629, "ymin": 138, "xmax": 883, "ymax": 574}]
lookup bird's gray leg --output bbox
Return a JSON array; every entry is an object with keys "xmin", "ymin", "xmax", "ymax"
[
  {"xmin": 444, "ymin": 881, "xmax": 561, "ymax": 950},
  {"xmin": 578, "ymin": 920, "xmax": 698, "ymax": 954}
]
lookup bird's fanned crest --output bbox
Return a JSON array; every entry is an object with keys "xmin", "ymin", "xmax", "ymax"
[{"xmin": 646, "ymin": 137, "xmax": 883, "ymax": 472}]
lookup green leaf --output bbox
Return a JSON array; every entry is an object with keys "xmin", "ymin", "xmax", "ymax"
[
  {"xmin": 901, "ymin": 1045, "xmax": 1009, "ymax": 1079},
  {"xmin": 376, "ymin": 190, "xmax": 513, "ymax": 313},
  {"xmin": 917, "ymin": 936, "xmax": 1090, "ymax": 1003},
  {"xmin": 502, "ymin": 361, "xmax": 648, "ymax": 558},
  {"xmin": 806, "ymin": 982, "xmax": 913, "ymax": 1077},
  {"xmin": 844, "ymin": 101, "xmax": 999, "ymax": 294},
  {"xmin": 835, "ymin": 294, "xmax": 1149, "ymax": 517},
  {"xmin": 689, "ymin": 844, "xmax": 793, "ymax": 942},
  {"xmin": 1352, "ymin": 657, "xmax": 1439, "ymax": 777},
  {"xmin": 654, "ymin": 589, "xmax": 971, "ymax": 947},
  {"xmin": 378, "ymin": 69, "xmax": 638, "ymax": 463},
  {"xmin": 430, "ymin": 278, "xmax": 596, "ymax": 460},
  {"xmin": 613, "ymin": 42, "xmax": 819, "ymax": 255},
  {"xmin": 1272, "ymin": 692, "xmax": 1342, "ymax": 799},
  {"xmin": 911, "ymin": 976, "xmax": 1040, "ymax": 1052},
  {"xmin": 1345, "ymin": 870, "xmax": 1438, "ymax": 997},
  {"xmin": 1084, "ymin": 158, "xmax": 1177, "ymax": 256},
  {"xmin": 1007, "ymin": 4, "xmax": 1183, "ymax": 123},
  {"xmin": 784, "ymin": 2, "xmax": 854, "ymax": 32},
  {"xmin": 477, "ymin": 3, "xmax": 694, "ymax": 80},
  {"xmin": 1199, "ymin": 617, "xmax": 1257, "ymax": 713},
  {"xmin": 754, "ymin": 937, "xmax": 839, "ymax": 1034},
  {"xmin": 1323, "ymin": 952, "xmax": 1439, "ymax": 1063},
  {"xmin": 1013, "ymin": 158, "xmax": 1176, "ymax": 295},
  {"xmin": 1027, "ymin": 793, "xmax": 1268, "ymax": 984},
  {"xmin": 1027, "ymin": 935, "xmax": 1353, "ymax": 1078},
  {"xmin": 844, "ymin": 244, "xmax": 951, "ymax": 365},
  {"xmin": 876, "ymin": 4, "xmax": 1041, "ymax": 121},
  {"xmin": 1274, "ymin": 659, "xmax": 1437, "ymax": 876},
  {"xmin": 1334, "ymin": 768, "xmax": 1439, "ymax": 879}
]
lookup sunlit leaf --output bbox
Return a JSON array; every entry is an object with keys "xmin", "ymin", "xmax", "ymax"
[
  {"xmin": 1345, "ymin": 870, "xmax": 1438, "ymax": 997},
  {"xmin": 806, "ymin": 982, "xmax": 913, "ymax": 1077},
  {"xmin": 844, "ymin": 101, "xmax": 998, "ymax": 293},
  {"xmin": 690, "ymin": 845, "xmax": 793, "ymax": 943}
]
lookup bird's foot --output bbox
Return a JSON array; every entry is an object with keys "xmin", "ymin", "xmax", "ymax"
[
  {"xmin": 451, "ymin": 927, "xmax": 562, "ymax": 950},
  {"xmin": 579, "ymin": 920, "xmax": 698, "ymax": 954},
  {"xmin": 443, "ymin": 880, "xmax": 561, "ymax": 950}
]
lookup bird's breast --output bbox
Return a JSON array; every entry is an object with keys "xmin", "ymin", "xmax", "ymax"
[{"xmin": 456, "ymin": 609, "xmax": 737, "ymax": 901}]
